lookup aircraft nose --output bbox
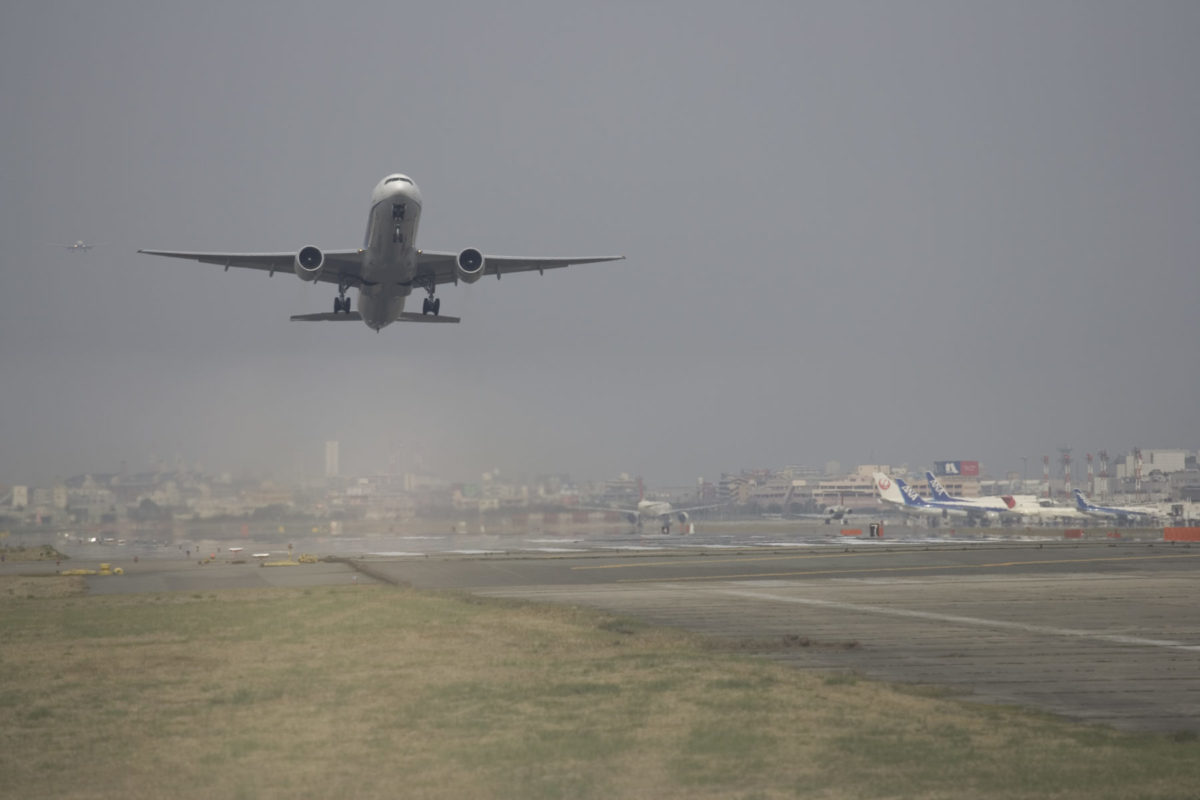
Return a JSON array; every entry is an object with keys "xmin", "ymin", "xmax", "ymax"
[{"xmin": 372, "ymin": 174, "xmax": 422, "ymax": 206}]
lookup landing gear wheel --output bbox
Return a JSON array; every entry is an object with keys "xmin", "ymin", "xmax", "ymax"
[
  {"xmin": 432, "ymin": 298, "xmax": 441, "ymax": 316},
  {"xmin": 422, "ymin": 297, "xmax": 431, "ymax": 315},
  {"xmin": 334, "ymin": 297, "xmax": 341, "ymax": 313}
]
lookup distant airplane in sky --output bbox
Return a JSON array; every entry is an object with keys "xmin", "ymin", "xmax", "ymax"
[
  {"xmin": 139, "ymin": 174, "xmax": 624, "ymax": 331},
  {"xmin": 53, "ymin": 240, "xmax": 97, "ymax": 252}
]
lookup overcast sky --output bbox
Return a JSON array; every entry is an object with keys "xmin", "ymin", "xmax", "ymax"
[{"xmin": 2, "ymin": 1, "xmax": 1197, "ymax": 487}]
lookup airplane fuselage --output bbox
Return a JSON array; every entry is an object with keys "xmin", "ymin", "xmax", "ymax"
[
  {"xmin": 637, "ymin": 499, "xmax": 673, "ymax": 521},
  {"xmin": 357, "ymin": 175, "xmax": 425, "ymax": 330}
]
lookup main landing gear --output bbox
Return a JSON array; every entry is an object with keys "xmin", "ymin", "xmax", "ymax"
[
  {"xmin": 333, "ymin": 281, "xmax": 352, "ymax": 314},
  {"xmin": 416, "ymin": 274, "xmax": 441, "ymax": 316}
]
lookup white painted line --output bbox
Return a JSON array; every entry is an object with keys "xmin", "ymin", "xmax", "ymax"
[{"xmin": 709, "ymin": 587, "xmax": 1200, "ymax": 653}]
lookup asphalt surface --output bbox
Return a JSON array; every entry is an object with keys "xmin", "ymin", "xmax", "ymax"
[
  {"xmin": 359, "ymin": 540, "xmax": 1200, "ymax": 733},
  {"xmin": 8, "ymin": 528, "xmax": 1198, "ymax": 732}
]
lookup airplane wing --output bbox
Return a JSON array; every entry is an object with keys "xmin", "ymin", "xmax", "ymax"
[
  {"xmin": 671, "ymin": 503, "xmax": 728, "ymax": 514},
  {"xmin": 575, "ymin": 505, "xmax": 638, "ymax": 516},
  {"xmin": 415, "ymin": 251, "xmax": 624, "ymax": 286},
  {"xmin": 138, "ymin": 249, "xmax": 368, "ymax": 286}
]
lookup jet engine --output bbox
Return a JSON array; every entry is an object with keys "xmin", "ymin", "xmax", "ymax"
[
  {"xmin": 294, "ymin": 246, "xmax": 325, "ymax": 282},
  {"xmin": 675, "ymin": 511, "xmax": 690, "ymax": 525},
  {"xmin": 456, "ymin": 248, "xmax": 485, "ymax": 284}
]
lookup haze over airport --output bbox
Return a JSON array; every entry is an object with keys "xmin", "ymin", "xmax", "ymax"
[{"xmin": 2, "ymin": 2, "xmax": 1197, "ymax": 487}]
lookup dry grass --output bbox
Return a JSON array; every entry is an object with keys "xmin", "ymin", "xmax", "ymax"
[
  {"xmin": 0, "ymin": 544, "xmax": 67, "ymax": 562},
  {"xmin": 0, "ymin": 575, "xmax": 86, "ymax": 599},
  {"xmin": 1, "ymin": 584, "xmax": 1197, "ymax": 799}
]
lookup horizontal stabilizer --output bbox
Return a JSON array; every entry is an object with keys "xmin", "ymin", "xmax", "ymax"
[
  {"xmin": 396, "ymin": 312, "xmax": 461, "ymax": 323},
  {"xmin": 290, "ymin": 312, "xmax": 363, "ymax": 321},
  {"xmin": 288, "ymin": 311, "xmax": 461, "ymax": 323}
]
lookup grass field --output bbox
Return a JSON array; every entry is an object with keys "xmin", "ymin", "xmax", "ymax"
[{"xmin": 2, "ymin": 580, "xmax": 1198, "ymax": 799}]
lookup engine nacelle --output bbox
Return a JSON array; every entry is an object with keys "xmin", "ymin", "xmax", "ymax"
[
  {"xmin": 675, "ymin": 511, "xmax": 690, "ymax": 525},
  {"xmin": 456, "ymin": 248, "xmax": 485, "ymax": 284},
  {"xmin": 294, "ymin": 246, "xmax": 325, "ymax": 282}
]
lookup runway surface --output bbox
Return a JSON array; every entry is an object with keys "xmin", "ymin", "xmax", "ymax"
[
  {"xmin": 13, "ymin": 525, "xmax": 1198, "ymax": 732},
  {"xmin": 359, "ymin": 540, "xmax": 1200, "ymax": 733}
]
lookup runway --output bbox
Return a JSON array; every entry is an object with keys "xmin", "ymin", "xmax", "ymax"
[
  {"xmin": 359, "ymin": 540, "xmax": 1200, "ymax": 732},
  {"xmin": 17, "ymin": 529, "xmax": 1199, "ymax": 732}
]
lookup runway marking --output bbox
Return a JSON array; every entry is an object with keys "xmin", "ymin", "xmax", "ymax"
[
  {"xmin": 573, "ymin": 550, "xmax": 889, "ymax": 571},
  {"xmin": 601, "ymin": 551, "xmax": 1200, "ymax": 583},
  {"xmin": 709, "ymin": 588, "xmax": 1200, "ymax": 653}
]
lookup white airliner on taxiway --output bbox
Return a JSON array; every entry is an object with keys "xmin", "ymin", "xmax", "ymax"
[
  {"xmin": 612, "ymin": 498, "xmax": 727, "ymax": 535},
  {"xmin": 581, "ymin": 493, "xmax": 726, "ymax": 535},
  {"xmin": 139, "ymin": 174, "xmax": 624, "ymax": 331}
]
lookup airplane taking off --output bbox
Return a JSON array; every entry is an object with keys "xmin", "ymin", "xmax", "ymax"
[
  {"xmin": 139, "ymin": 174, "xmax": 624, "ymax": 331},
  {"xmin": 1073, "ymin": 489, "xmax": 1160, "ymax": 524},
  {"xmin": 53, "ymin": 240, "xmax": 97, "ymax": 252}
]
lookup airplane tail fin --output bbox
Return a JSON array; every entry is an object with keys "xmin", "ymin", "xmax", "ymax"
[
  {"xmin": 1073, "ymin": 489, "xmax": 1090, "ymax": 511},
  {"xmin": 925, "ymin": 471, "xmax": 953, "ymax": 502},
  {"xmin": 895, "ymin": 479, "xmax": 926, "ymax": 507},
  {"xmin": 873, "ymin": 472, "xmax": 905, "ymax": 505}
]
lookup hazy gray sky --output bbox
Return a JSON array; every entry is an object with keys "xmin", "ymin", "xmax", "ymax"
[{"xmin": 2, "ymin": 1, "xmax": 1197, "ymax": 486}]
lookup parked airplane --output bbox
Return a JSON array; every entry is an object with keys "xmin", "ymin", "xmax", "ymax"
[
  {"xmin": 874, "ymin": 472, "xmax": 968, "ymax": 527},
  {"xmin": 1007, "ymin": 495, "xmax": 1088, "ymax": 524},
  {"xmin": 139, "ymin": 174, "xmax": 624, "ymax": 331},
  {"xmin": 1073, "ymin": 489, "xmax": 1160, "ymax": 524},
  {"xmin": 925, "ymin": 472, "xmax": 1015, "ymax": 513},
  {"xmin": 914, "ymin": 471, "xmax": 1007, "ymax": 525},
  {"xmin": 53, "ymin": 240, "xmax": 96, "ymax": 252}
]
